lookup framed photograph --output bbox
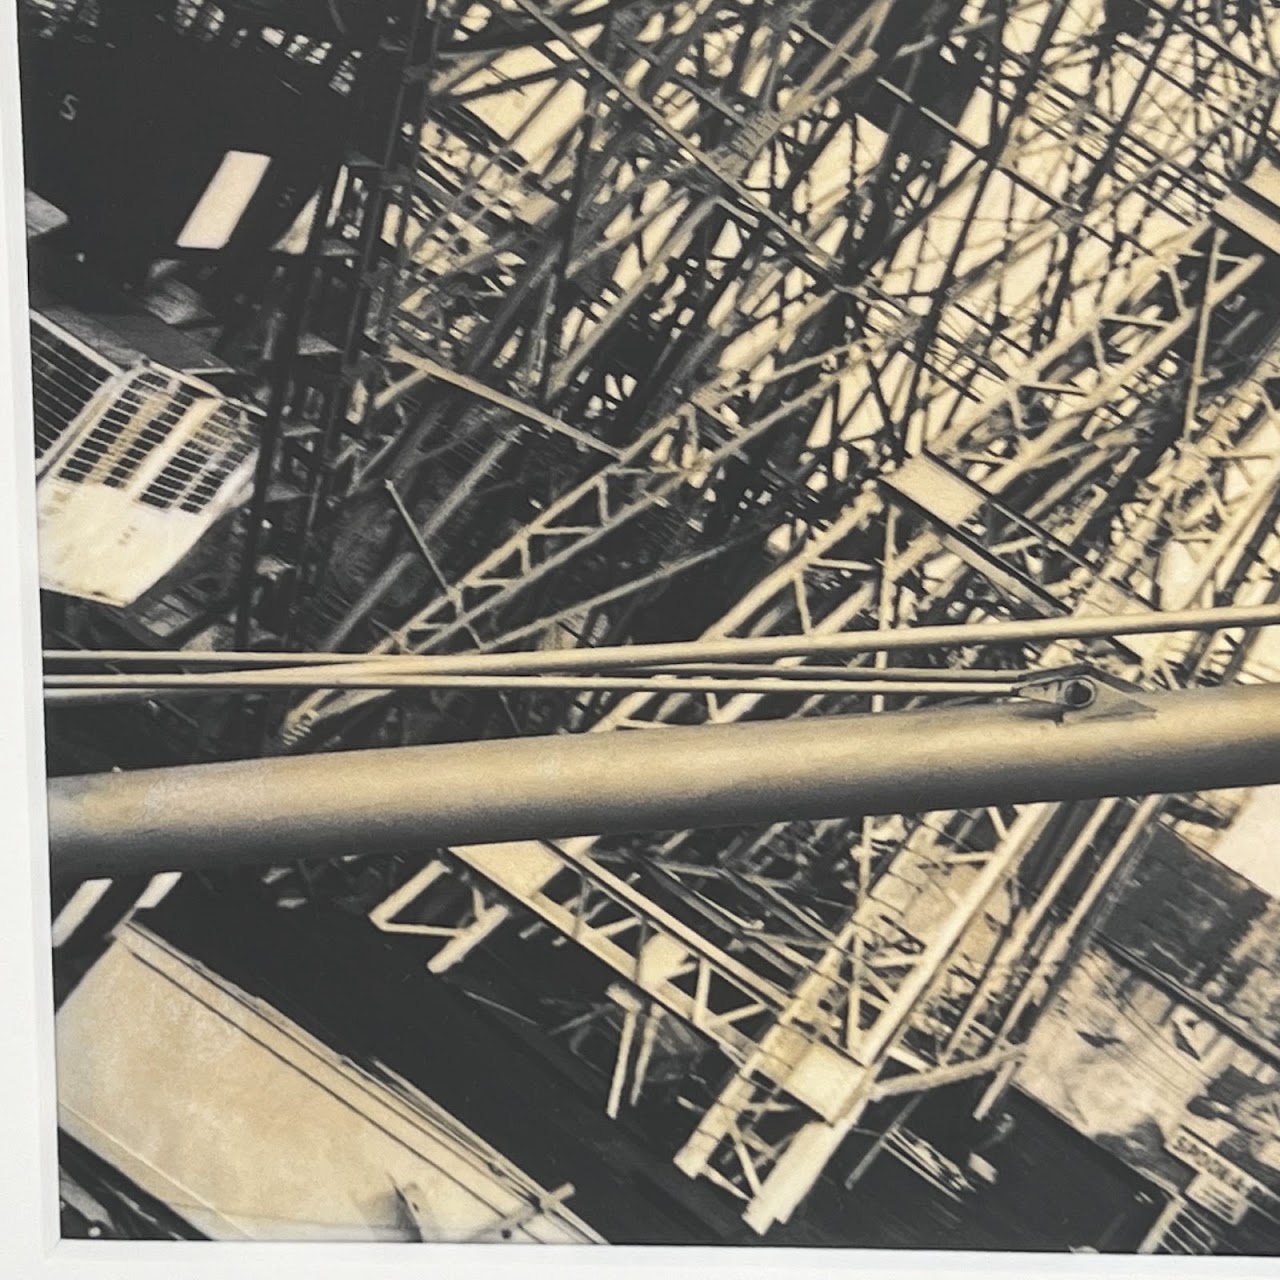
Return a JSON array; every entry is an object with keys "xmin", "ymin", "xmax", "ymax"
[{"xmin": 4, "ymin": 2, "xmax": 1280, "ymax": 1275}]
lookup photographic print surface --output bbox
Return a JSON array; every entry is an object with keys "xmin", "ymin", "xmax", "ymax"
[{"xmin": 18, "ymin": 0, "xmax": 1280, "ymax": 1255}]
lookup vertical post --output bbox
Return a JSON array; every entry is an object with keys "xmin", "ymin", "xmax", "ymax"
[
  {"xmin": 1137, "ymin": 1195, "xmax": 1184, "ymax": 1255},
  {"xmin": 606, "ymin": 1001, "xmax": 640, "ymax": 1120}
]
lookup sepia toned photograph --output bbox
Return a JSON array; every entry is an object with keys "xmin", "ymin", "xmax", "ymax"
[{"xmin": 11, "ymin": 0, "xmax": 1280, "ymax": 1258}]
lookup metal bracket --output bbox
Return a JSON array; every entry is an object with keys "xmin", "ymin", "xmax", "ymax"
[
  {"xmin": 392, "ymin": 1180, "xmax": 435, "ymax": 1242},
  {"xmin": 1014, "ymin": 664, "xmax": 1157, "ymax": 723}
]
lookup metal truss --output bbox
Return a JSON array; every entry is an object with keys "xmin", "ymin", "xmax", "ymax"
[
  {"xmin": 43, "ymin": 0, "xmax": 1280, "ymax": 1237},
  {"xmin": 279, "ymin": 0, "xmax": 1279, "ymax": 743},
  {"xmin": 264, "ymin": 0, "xmax": 1280, "ymax": 1235}
]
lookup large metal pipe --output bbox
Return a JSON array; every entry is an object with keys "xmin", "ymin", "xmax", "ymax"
[{"xmin": 45, "ymin": 682, "xmax": 1280, "ymax": 883}]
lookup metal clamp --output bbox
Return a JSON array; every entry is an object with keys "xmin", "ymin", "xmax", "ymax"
[{"xmin": 1014, "ymin": 665, "xmax": 1156, "ymax": 723}]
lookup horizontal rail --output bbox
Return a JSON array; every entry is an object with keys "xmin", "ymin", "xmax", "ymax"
[{"xmin": 45, "ymin": 681, "xmax": 1280, "ymax": 883}]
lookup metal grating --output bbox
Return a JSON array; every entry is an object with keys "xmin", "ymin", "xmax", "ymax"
[
  {"xmin": 49, "ymin": 365, "xmax": 259, "ymax": 510},
  {"xmin": 141, "ymin": 401, "xmax": 259, "ymax": 514},
  {"xmin": 29, "ymin": 313, "xmax": 120, "ymax": 469},
  {"xmin": 36, "ymin": 347, "xmax": 262, "ymax": 606}
]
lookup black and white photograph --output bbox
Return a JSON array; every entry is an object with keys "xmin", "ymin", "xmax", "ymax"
[{"xmin": 8, "ymin": 0, "xmax": 1280, "ymax": 1263}]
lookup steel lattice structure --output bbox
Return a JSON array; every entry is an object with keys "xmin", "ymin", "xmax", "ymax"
[{"xmin": 36, "ymin": 0, "xmax": 1280, "ymax": 1239}]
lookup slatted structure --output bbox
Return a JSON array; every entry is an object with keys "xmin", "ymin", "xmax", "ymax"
[
  {"xmin": 29, "ymin": 0, "xmax": 1280, "ymax": 1244},
  {"xmin": 30, "ymin": 314, "xmax": 119, "ymax": 469},
  {"xmin": 31, "ymin": 311, "xmax": 261, "ymax": 606}
]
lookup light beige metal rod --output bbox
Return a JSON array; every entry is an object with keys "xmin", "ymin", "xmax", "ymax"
[
  {"xmin": 43, "ymin": 673, "xmax": 1019, "ymax": 702},
  {"xmin": 40, "ymin": 601, "xmax": 1280, "ymax": 675}
]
